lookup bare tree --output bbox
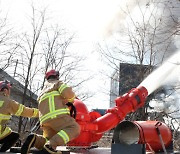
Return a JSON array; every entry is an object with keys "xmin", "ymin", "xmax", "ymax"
[
  {"xmin": 9, "ymin": 4, "xmax": 92, "ymax": 134},
  {"xmin": 97, "ymin": 1, "xmax": 180, "ymax": 150},
  {"xmin": 0, "ymin": 11, "xmax": 19, "ymax": 71},
  {"xmin": 14, "ymin": 5, "xmax": 46, "ymax": 134},
  {"xmin": 98, "ymin": 0, "xmax": 180, "ymax": 119},
  {"xmin": 40, "ymin": 25, "xmax": 92, "ymax": 99}
]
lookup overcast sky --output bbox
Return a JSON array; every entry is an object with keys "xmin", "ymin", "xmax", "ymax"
[
  {"xmin": 2, "ymin": 0, "xmax": 179, "ymax": 111},
  {"xmin": 0, "ymin": 0, "xmax": 123, "ymax": 109}
]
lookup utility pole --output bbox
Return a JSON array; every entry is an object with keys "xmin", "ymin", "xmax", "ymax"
[
  {"xmin": 118, "ymin": 63, "xmax": 121, "ymax": 96},
  {"xmin": 13, "ymin": 59, "xmax": 18, "ymax": 77}
]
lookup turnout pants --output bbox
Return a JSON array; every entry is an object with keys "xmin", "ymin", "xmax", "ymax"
[
  {"xmin": 0, "ymin": 131, "xmax": 19, "ymax": 152},
  {"xmin": 34, "ymin": 115, "xmax": 80, "ymax": 150}
]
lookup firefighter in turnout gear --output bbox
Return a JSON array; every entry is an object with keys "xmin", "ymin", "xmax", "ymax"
[
  {"xmin": 0, "ymin": 80, "xmax": 39, "ymax": 152},
  {"xmin": 21, "ymin": 70, "xmax": 80, "ymax": 154}
]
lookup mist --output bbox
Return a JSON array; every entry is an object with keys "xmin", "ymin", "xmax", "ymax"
[
  {"xmin": 103, "ymin": 0, "xmax": 180, "ymax": 119},
  {"xmin": 138, "ymin": 51, "xmax": 180, "ymax": 95},
  {"xmin": 105, "ymin": 0, "xmax": 180, "ymax": 61}
]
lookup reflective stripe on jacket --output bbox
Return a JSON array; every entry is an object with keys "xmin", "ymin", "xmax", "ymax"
[
  {"xmin": 0, "ymin": 125, "xmax": 11, "ymax": 139},
  {"xmin": 38, "ymin": 80, "xmax": 75, "ymax": 124},
  {"xmin": 0, "ymin": 93, "xmax": 39, "ymax": 139},
  {"xmin": 0, "ymin": 113, "xmax": 11, "ymax": 139},
  {"xmin": 39, "ymin": 91, "xmax": 70, "ymax": 124}
]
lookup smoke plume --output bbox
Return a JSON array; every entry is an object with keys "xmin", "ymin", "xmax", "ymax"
[{"xmin": 105, "ymin": 0, "xmax": 180, "ymax": 122}]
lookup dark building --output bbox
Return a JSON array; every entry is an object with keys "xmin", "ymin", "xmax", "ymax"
[
  {"xmin": 91, "ymin": 109, "xmax": 107, "ymax": 116},
  {"xmin": 110, "ymin": 63, "xmax": 151, "ymax": 107},
  {"xmin": 0, "ymin": 69, "xmax": 38, "ymax": 136},
  {"xmin": 0, "ymin": 69, "xmax": 37, "ymax": 105}
]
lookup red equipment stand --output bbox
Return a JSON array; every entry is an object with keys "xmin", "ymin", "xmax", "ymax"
[{"xmin": 111, "ymin": 120, "xmax": 176, "ymax": 154}]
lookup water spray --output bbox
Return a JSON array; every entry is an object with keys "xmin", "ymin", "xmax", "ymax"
[{"xmin": 138, "ymin": 51, "xmax": 180, "ymax": 95}]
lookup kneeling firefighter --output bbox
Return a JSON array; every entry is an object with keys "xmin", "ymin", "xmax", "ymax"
[
  {"xmin": 21, "ymin": 70, "xmax": 80, "ymax": 154},
  {"xmin": 0, "ymin": 80, "xmax": 39, "ymax": 152}
]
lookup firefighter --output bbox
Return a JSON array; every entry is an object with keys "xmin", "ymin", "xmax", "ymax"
[
  {"xmin": 21, "ymin": 69, "xmax": 80, "ymax": 154},
  {"xmin": 0, "ymin": 80, "xmax": 39, "ymax": 152}
]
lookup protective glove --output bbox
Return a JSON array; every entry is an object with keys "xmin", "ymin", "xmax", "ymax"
[{"xmin": 66, "ymin": 102, "xmax": 76, "ymax": 119}]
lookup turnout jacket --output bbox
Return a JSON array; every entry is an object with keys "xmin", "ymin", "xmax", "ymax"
[
  {"xmin": 38, "ymin": 79, "xmax": 75, "ymax": 125},
  {"xmin": 0, "ymin": 92, "xmax": 39, "ymax": 139}
]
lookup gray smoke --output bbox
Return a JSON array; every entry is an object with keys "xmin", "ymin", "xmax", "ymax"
[
  {"xmin": 105, "ymin": 0, "xmax": 180, "ymax": 61},
  {"xmin": 105, "ymin": 0, "xmax": 180, "ymax": 122}
]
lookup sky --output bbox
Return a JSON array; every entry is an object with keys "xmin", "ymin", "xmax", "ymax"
[
  {"xmin": 0, "ymin": 0, "xmax": 123, "ymax": 110},
  {"xmin": 0, "ymin": 0, "xmax": 121, "ymax": 39},
  {"xmin": 1, "ymin": 0, "xmax": 180, "ymax": 112},
  {"xmin": 1, "ymin": 0, "xmax": 180, "ymax": 133}
]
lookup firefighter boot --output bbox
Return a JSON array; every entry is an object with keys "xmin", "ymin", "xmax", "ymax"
[
  {"xmin": 0, "ymin": 132, "xmax": 19, "ymax": 152},
  {"xmin": 21, "ymin": 133, "xmax": 36, "ymax": 154},
  {"xmin": 40, "ymin": 144, "xmax": 62, "ymax": 154}
]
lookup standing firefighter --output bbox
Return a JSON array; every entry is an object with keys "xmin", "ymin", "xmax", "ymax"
[
  {"xmin": 0, "ymin": 80, "xmax": 39, "ymax": 152},
  {"xmin": 21, "ymin": 70, "xmax": 80, "ymax": 154}
]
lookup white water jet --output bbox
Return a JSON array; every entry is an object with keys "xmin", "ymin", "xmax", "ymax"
[{"xmin": 138, "ymin": 51, "xmax": 180, "ymax": 95}]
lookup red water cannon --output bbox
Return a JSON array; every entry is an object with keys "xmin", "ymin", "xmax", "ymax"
[
  {"xmin": 67, "ymin": 86, "xmax": 148, "ymax": 147},
  {"xmin": 93, "ymin": 86, "xmax": 148, "ymax": 134}
]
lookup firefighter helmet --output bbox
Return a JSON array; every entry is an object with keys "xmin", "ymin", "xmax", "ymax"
[
  {"xmin": 0, "ymin": 80, "xmax": 12, "ymax": 91},
  {"xmin": 45, "ymin": 69, "xmax": 59, "ymax": 80}
]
